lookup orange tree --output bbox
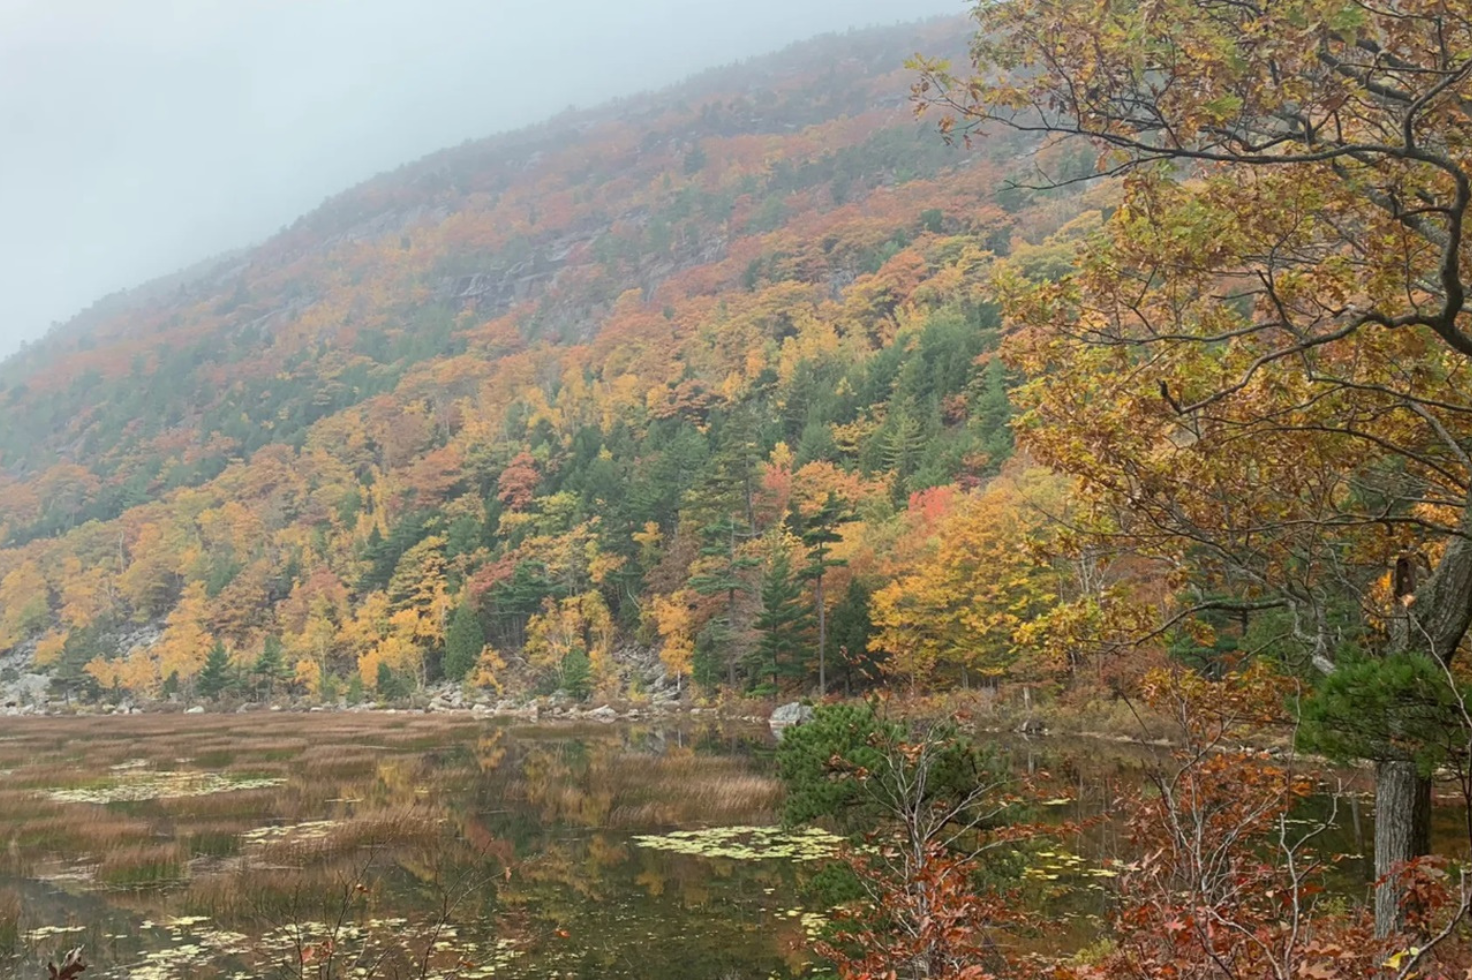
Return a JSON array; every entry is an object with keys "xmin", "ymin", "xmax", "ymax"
[
  {"xmin": 915, "ymin": 0, "xmax": 1472, "ymax": 935},
  {"xmin": 1070, "ymin": 664, "xmax": 1472, "ymax": 980}
]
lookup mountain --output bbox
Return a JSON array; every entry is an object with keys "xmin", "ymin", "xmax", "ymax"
[{"xmin": 0, "ymin": 16, "xmax": 1104, "ymax": 704}]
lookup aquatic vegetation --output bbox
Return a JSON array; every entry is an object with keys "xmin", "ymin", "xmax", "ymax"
[
  {"xmin": 45, "ymin": 770, "xmax": 285, "ymax": 805},
  {"xmin": 797, "ymin": 911, "xmax": 829, "ymax": 941},
  {"xmin": 0, "ymin": 713, "xmax": 1196, "ymax": 980},
  {"xmin": 46, "ymin": 912, "xmax": 523, "ymax": 980},
  {"xmin": 1021, "ymin": 849, "xmax": 1122, "ymax": 888},
  {"xmin": 24, "ymin": 925, "xmax": 87, "ymax": 943},
  {"xmin": 96, "ymin": 842, "xmax": 186, "ymax": 888},
  {"xmin": 238, "ymin": 819, "xmax": 341, "ymax": 848},
  {"xmin": 630, "ymin": 825, "xmax": 845, "ymax": 862}
]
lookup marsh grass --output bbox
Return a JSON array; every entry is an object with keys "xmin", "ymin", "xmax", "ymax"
[
  {"xmin": 509, "ymin": 747, "xmax": 783, "ymax": 828},
  {"xmin": 97, "ymin": 842, "xmax": 187, "ymax": 888},
  {"xmin": 0, "ymin": 712, "xmax": 792, "ymax": 979},
  {"xmin": 185, "ymin": 858, "xmax": 373, "ymax": 921},
  {"xmin": 159, "ymin": 787, "xmax": 282, "ymax": 821},
  {"xmin": 185, "ymin": 828, "xmax": 245, "ymax": 859},
  {"xmin": 0, "ymin": 887, "xmax": 19, "ymax": 955},
  {"xmin": 299, "ymin": 743, "xmax": 384, "ymax": 781}
]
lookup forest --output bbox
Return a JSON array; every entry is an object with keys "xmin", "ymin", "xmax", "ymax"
[
  {"xmin": 0, "ymin": 18, "xmax": 1091, "ymax": 708},
  {"xmin": 6, "ymin": 0, "xmax": 1472, "ymax": 975}
]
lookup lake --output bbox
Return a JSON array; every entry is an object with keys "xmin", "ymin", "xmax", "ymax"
[{"xmin": 0, "ymin": 712, "xmax": 1421, "ymax": 979}]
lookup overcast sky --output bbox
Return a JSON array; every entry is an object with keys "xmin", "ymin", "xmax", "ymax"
[{"xmin": 0, "ymin": 0, "xmax": 964, "ymax": 357}]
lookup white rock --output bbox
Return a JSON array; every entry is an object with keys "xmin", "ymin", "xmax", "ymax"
[{"xmin": 769, "ymin": 702, "xmax": 815, "ymax": 728}]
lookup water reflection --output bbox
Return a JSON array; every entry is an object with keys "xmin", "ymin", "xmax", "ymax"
[{"xmin": 0, "ymin": 716, "xmax": 1457, "ymax": 979}]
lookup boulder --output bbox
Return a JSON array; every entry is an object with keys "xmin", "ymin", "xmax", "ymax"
[
  {"xmin": 185, "ymin": 705, "xmax": 206, "ymax": 715},
  {"xmin": 769, "ymin": 702, "xmax": 815, "ymax": 729},
  {"xmin": 589, "ymin": 705, "xmax": 619, "ymax": 722}
]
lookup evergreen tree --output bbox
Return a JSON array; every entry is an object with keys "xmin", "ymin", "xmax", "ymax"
[
  {"xmin": 829, "ymin": 578, "xmax": 880, "ymax": 695},
  {"xmin": 749, "ymin": 546, "xmax": 814, "ymax": 690},
  {"xmin": 562, "ymin": 648, "xmax": 592, "ymax": 701},
  {"xmin": 197, "ymin": 639, "xmax": 232, "ymax": 700},
  {"xmin": 688, "ymin": 515, "xmax": 759, "ymax": 686},
  {"xmin": 691, "ymin": 623, "xmax": 725, "ymax": 693},
  {"xmin": 692, "ymin": 407, "xmax": 763, "ymax": 532},
  {"xmin": 797, "ymin": 493, "xmax": 855, "ymax": 697},
  {"xmin": 483, "ymin": 561, "xmax": 560, "ymax": 650},
  {"xmin": 253, "ymin": 636, "xmax": 288, "ymax": 700},
  {"xmin": 359, "ymin": 512, "xmax": 431, "ymax": 593},
  {"xmin": 443, "ymin": 599, "xmax": 486, "ymax": 682},
  {"xmin": 881, "ymin": 407, "xmax": 926, "ymax": 491},
  {"xmin": 51, "ymin": 625, "xmax": 103, "ymax": 703},
  {"xmin": 376, "ymin": 662, "xmax": 408, "ymax": 701}
]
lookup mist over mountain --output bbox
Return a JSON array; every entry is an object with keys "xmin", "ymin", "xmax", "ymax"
[{"xmin": 0, "ymin": 0, "xmax": 962, "ymax": 357}]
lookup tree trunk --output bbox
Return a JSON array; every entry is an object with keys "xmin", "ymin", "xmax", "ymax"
[
  {"xmin": 1369, "ymin": 518, "xmax": 1472, "ymax": 934},
  {"xmin": 726, "ymin": 587, "xmax": 738, "ymax": 688},
  {"xmin": 1374, "ymin": 758, "xmax": 1432, "ymax": 937},
  {"xmin": 816, "ymin": 573, "xmax": 826, "ymax": 698}
]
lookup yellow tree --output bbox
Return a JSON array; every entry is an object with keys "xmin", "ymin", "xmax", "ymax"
[
  {"xmin": 0, "ymin": 559, "xmax": 50, "ymax": 652},
  {"xmin": 88, "ymin": 582, "xmax": 217, "ymax": 695},
  {"xmin": 57, "ymin": 554, "xmax": 116, "ymax": 631},
  {"xmin": 870, "ymin": 464, "xmax": 1071, "ymax": 689},
  {"xmin": 154, "ymin": 582, "xmax": 216, "ymax": 686},
  {"xmin": 32, "ymin": 630, "xmax": 68, "ymax": 667},
  {"xmin": 470, "ymin": 644, "xmax": 509, "ymax": 694},
  {"xmin": 917, "ymin": 0, "xmax": 1472, "ymax": 931},
  {"xmin": 358, "ymin": 612, "xmax": 425, "ymax": 690},
  {"xmin": 385, "ymin": 536, "xmax": 452, "ymax": 672},
  {"xmin": 118, "ymin": 522, "xmax": 183, "ymax": 620},
  {"xmin": 651, "ymin": 590, "xmax": 698, "ymax": 692},
  {"xmin": 288, "ymin": 596, "xmax": 345, "ymax": 692},
  {"xmin": 523, "ymin": 592, "xmax": 615, "ymax": 697}
]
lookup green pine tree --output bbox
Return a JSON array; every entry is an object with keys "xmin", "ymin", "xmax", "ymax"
[
  {"xmin": 562, "ymin": 649, "xmax": 592, "ymax": 701},
  {"xmin": 797, "ymin": 493, "xmax": 855, "ymax": 697},
  {"xmin": 829, "ymin": 578, "xmax": 880, "ymax": 696},
  {"xmin": 749, "ymin": 546, "xmax": 814, "ymax": 690},
  {"xmin": 692, "ymin": 622, "xmax": 726, "ymax": 693},
  {"xmin": 688, "ymin": 515, "xmax": 759, "ymax": 687},
  {"xmin": 443, "ymin": 599, "xmax": 486, "ymax": 682},
  {"xmin": 51, "ymin": 625, "xmax": 104, "ymax": 703},
  {"xmin": 197, "ymin": 639, "xmax": 232, "ymax": 700},
  {"xmin": 376, "ymin": 662, "xmax": 407, "ymax": 702},
  {"xmin": 253, "ymin": 636, "xmax": 288, "ymax": 700}
]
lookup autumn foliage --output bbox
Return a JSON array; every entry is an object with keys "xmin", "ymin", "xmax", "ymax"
[{"xmin": 0, "ymin": 18, "xmax": 1091, "ymax": 704}]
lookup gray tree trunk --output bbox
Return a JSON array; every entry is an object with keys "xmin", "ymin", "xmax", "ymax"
[
  {"xmin": 1370, "ymin": 514, "xmax": 1472, "ymax": 935},
  {"xmin": 1374, "ymin": 759, "xmax": 1432, "ymax": 937}
]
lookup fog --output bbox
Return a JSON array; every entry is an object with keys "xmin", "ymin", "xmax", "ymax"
[{"xmin": 0, "ymin": 0, "xmax": 965, "ymax": 357}]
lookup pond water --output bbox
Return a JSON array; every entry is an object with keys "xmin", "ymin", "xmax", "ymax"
[{"xmin": 0, "ymin": 713, "xmax": 1450, "ymax": 980}]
